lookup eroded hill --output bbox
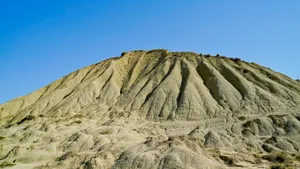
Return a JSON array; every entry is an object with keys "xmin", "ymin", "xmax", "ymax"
[{"xmin": 1, "ymin": 50, "xmax": 300, "ymax": 169}]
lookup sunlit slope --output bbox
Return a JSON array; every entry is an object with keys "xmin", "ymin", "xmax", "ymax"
[{"xmin": 1, "ymin": 50, "xmax": 299, "ymax": 124}]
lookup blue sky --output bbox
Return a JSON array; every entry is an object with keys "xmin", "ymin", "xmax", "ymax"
[{"xmin": 1, "ymin": 0, "xmax": 300, "ymax": 104}]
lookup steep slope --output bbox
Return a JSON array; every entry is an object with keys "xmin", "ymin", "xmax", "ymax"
[{"xmin": 1, "ymin": 50, "xmax": 300, "ymax": 169}]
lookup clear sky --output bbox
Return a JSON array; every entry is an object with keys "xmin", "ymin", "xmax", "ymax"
[{"xmin": 1, "ymin": 0, "xmax": 300, "ymax": 104}]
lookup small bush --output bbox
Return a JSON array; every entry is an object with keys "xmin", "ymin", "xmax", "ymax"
[
  {"xmin": 262, "ymin": 144, "xmax": 274, "ymax": 153},
  {"xmin": 265, "ymin": 137, "xmax": 278, "ymax": 145},
  {"xmin": 17, "ymin": 115, "xmax": 36, "ymax": 125},
  {"xmin": 121, "ymin": 52, "xmax": 127, "ymax": 57},
  {"xmin": 219, "ymin": 155, "xmax": 234, "ymax": 166},
  {"xmin": 266, "ymin": 72, "xmax": 272, "ymax": 78},
  {"xmin": 242, "ymin": 69, "xmax": 249, "ymax": 73},
  {"xmin": 75, "ymin": 120, "xmax": 82, "ymax": 124},
  {"xmin": 238, "ymin": 116, "xmax": 246, "ymax": 121},
  {"xmin": 216, "ymin": 54, "xmax": 220, "ymax": 57},
  {"xmin": 296, "ymin": 79, "xmax": 300, "ymax": 82},
  {"xmin": 57, "ymin": 151, "xmax": 73, "ymax": 161},
  {"xmin": 0, "ymin": 136, "xmax": 5, "ymax": 141},
  {"xmin": 233, "ymin": 58, "xmax": 241, "ymax": 62},
  {"xmin": 242, "ymin": 121, "xmax": 252, "ymax": 128}
]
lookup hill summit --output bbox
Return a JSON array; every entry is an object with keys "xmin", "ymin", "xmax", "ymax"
[{"xmin": 1, "ymin": 49, "xmax": 300, "ymax": 169}]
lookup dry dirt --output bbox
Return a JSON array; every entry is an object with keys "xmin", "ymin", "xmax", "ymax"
[{"xmin": 1, "ymin": 50, "xmax": 300, "ymax": 169}]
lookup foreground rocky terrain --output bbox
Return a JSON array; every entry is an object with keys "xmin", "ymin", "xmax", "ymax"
[{"xmin": 1, "ymin": 49, "xmax": 300, "ymax": 169}]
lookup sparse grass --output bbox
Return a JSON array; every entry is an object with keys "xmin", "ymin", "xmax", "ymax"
[
  {"xmin": 252, "ymin": 153, "xmax": 263, "ymax": 164},
  {"xmin": 265, "ymin": 137, "xmax": 277, "ymax": 145},
  {"xmin": 0, "ymin": 162, "xmax": 16, "ymax": 168},
  {"xmin": 294, "ymin": 155, "xmax": 300, "ymax": 162},
  {"xmin": 262, "ymin": 152, "xmax": 291, "ymax": 163},
  {"xmin": 253, "ymin": 153, "xmax": 261, "ymax": 159},
  {"xmin": 269, "ymin": 164, "xmax": 294, "ymax": 169},
  {"xmin": 73, "ymin": 114, "xmax": 85, "ymax": 119},
  {"xmin": 27, "ymin": 145, "xmax": 35, "ymax": 151},
  {"xmin": 100, "ymin": 129, "xmax": 113, "ymax": 135},
  {"xmin": 269, "ymin": 115, "xmax": 285, "ymax": 128},
  {"xmin": 261, "ymin": 152, "xmax": 296, "ymax": 169}
]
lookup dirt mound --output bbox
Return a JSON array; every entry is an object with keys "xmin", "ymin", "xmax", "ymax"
[{"xmin": 1, "ymin": 50, "xmax": 300, "ymax": 168}]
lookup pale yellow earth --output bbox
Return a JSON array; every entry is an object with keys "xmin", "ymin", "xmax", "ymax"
[{"xmin": 1, "ymin": 50, "xmax": 300, "ymax": 169}]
